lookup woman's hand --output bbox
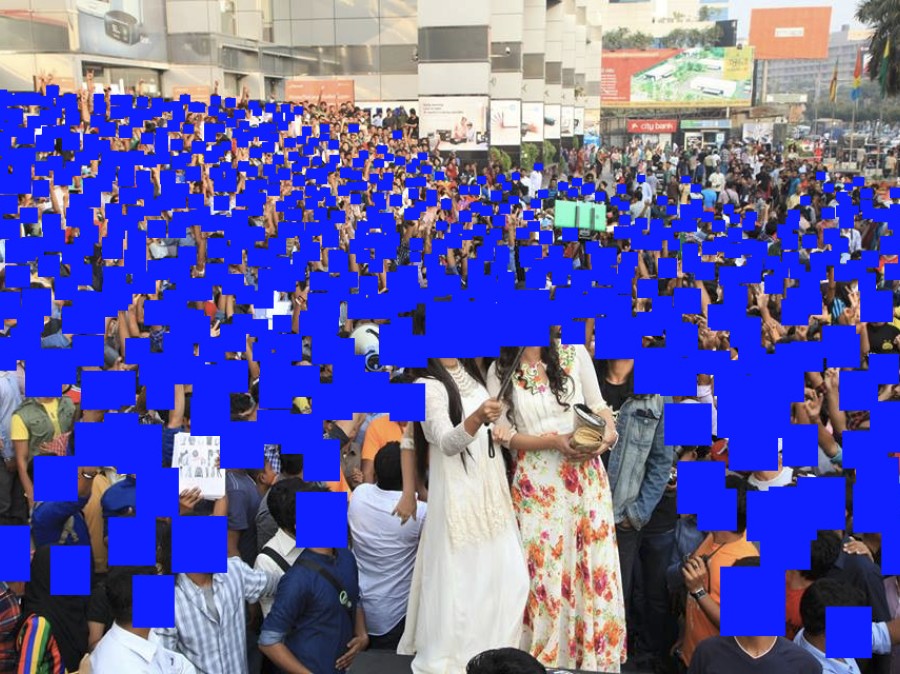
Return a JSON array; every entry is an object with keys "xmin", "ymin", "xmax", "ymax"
[
  {"xmin": 843, "ymin": 539, "xmax": 874, "ymax": 562},
  {"xmin": 392, "ymin": 492, "xmax": 418, "ymax": 525},
  {"xmin": 492, "ymin": 426, "xmax": 514, "ymax": 446},
  {"xmin": 476, "ymin": 399, "xmax": 503, "ymax": 425}
]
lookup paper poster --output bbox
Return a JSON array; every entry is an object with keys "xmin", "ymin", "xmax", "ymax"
[
  {"xmin": 418, "ymin": 96, "xmax": 489, "ymax": 151},
  {"xmin": 489, "ymin": 99, "xmax": 521, "ymax": 146},
  {"xmin": 521, "ymin": 102, "xmax": 545, "ymax": 142},
  {"xmin": 173, "ymin": 433, "xmax": 225, "ymax": 500}
]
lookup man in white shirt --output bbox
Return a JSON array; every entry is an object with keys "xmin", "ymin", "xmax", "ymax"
[
  {"xmin": 255, "ymin": 478, "xmax": 330, "ymax": 617},
  {"xmin": 348, "ymin": 442, "xmax": 426, "ymax": 650},
  {"xmin": 528, "ymin": 167, "xmax": 543, "ymax": 199},
  {"xmin": 90, "ymin": 566, "xmax": 197, "ymax": 674}
]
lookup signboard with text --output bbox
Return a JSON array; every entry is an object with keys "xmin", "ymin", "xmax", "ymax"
[
  {"xmin": 627, "ymin": 119, "xmax": 678, "ymax": 134},
  {"xmin": 285, "ymin": 79, "xmax": 355, "ymax": 106}
]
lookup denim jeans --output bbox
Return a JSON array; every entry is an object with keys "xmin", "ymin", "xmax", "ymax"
[{"xmin": 631, "ymin": 528, "xmax": 678, "ymax": 658}]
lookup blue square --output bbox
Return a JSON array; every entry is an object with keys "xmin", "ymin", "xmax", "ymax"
[
  {"xmin": 33, "ymin": 455, "xmax": 76, "ymax": 502},
  {"xmin": 171, "ymin": 516, "xmax": 227, "ymax": 573},
  {"xmin": 664, "ymin": 402, "xmax": 712, "ymax": 445},
  {"xmin": 213, "ymin": 195, "xmax": 229, "ymax": 211},
  {"xmin": 108, "ymin": 516, "xmax": 157, "ymax": 566},
  {"xmin": 349, "ymin": 124, "xmax": 359, "ymax": 133},
  {"xmin": 658, "ymin": 258, "xmax": 676, "ymax": 279},
  {"xmin": 0, "ymin": 527, "xmax": 31, "ymax": 581},
  {"xmin": 4, "ymin": 265, "xmax": 29, "ymax": 289},
  {"xmin": 51, "ymin": 546, "xmax": 92, "ymax": 595},
  {"xmin": 32, "ymin": 180, "xmax": 49, "ymax": 198},
  {"xmin": 295, "ymin": 491, "xmax": 348, "ymax": 548},
  {"xmin": 534, "ymin": 163, "xmax": 543, "ymax": 171},
  {"xmin": 826, "ymin": 606, "xmax": 872, "ymax": 659},
  {"xmin": 133, "ymin": 574, "xmax": 175, "ymax": 629},
  {"xmin": 719, "ymin": 565, "xmax": 782, "ymax": 636}
]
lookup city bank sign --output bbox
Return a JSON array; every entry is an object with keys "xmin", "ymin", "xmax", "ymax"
[{"xmin": 627, "ymin": 119, "xmax": 678, "ymax": 134}]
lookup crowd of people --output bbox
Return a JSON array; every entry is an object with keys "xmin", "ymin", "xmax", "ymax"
[{"xmin": 0, "ymin": 77, "xmax": 897, "ymax": 674}]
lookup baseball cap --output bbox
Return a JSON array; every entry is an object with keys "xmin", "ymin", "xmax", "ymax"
[{"xmin": 101, "ymin": 475, "xmax": 136, "ymax": 518}]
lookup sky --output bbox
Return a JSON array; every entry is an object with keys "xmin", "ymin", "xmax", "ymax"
[{"xmin": 733, "ymin": 0, "xmax": 863, "ymax": 38}]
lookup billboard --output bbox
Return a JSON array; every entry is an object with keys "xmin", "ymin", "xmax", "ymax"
[
  {"xmin": 561, "ymin": 106, "xmax": 574, "ymax": 137},
  {"xmin": 544, "ymin": 104, "xmax": 561, "ymax": 140},
  {"xmin": 521, "ymin": 103, "xmax": 544, "ymax": 142},
  {"xmin": 285, "ymin": 79, "xmax": 355, "ymax": 105},
  {"xmin": 76, "ymin": 0, "xmax": 168, "ymax": 62},
  {"xmin": 418, "ymin": 96, "xmax": 488, "ymax": 151},
  {"xmin": 490, "ymin": 99, "xmax": 522, "ymax": 146},
  {"xmin": 601, "ymin": 46, "xmax": 754, "ymax": 108},
  {"xmin": 627, "ymin": 119, "xmax": 678, "ymax": 134},
  {"xmin": 748, "ymin": 7, "xmax": 832, "ymax": 61}
]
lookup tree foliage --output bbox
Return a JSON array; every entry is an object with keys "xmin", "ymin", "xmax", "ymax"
[{"xmin": 856, "ymin": 0, "xmax": 900, "ymax": 96}]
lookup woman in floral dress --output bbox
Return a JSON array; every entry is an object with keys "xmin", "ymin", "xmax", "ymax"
[{"xmin": 487, "ymin": 342, "xmax": 626, "ymax": 672}]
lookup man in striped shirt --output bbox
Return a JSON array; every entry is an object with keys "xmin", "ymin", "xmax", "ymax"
[{"xmin": 152, "ymin": 556, "xmax": 278, "ymax": 674}]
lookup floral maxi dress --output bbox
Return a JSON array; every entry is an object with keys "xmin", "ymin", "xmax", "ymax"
[{"xmin": 487, "ymin": 344, "xmax": 627, "ymax": 673}]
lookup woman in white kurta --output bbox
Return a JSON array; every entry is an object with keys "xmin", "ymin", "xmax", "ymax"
[
  {"xmin": 487, "ymin": 343, "xmax": 627, "ymax": 673},
  {"xmin": 397, "ymin": 357, "xmax": 529, "ymax": 674}
]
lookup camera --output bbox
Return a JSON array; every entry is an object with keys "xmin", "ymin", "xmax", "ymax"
[{"xmin": 668, "ymin": 467, "xmax": 677, "ymax": 486}]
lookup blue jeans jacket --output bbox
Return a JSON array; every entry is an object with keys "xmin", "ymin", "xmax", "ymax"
[{"xmin": 607, "ymin": 395, "xmax": 675, "ymax": 530}]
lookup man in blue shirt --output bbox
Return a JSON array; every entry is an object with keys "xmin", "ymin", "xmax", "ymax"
[
  {"xmin": 30, "ymin": 461, "xmax": 99, "ymax": 548},
  {"xmin": 259, "ymin": 502, "xmax": 369, "ymax": 673},
  {"xmin": 793, "ymin": 578, "xmax": 900, "ymax": 674},
  {"xmin": 701, "ymin": 180, "xmax": 718, "ymax": 211}
]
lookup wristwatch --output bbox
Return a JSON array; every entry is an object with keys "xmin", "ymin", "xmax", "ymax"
[{"xmin": 690, "ymin": 588, "xmax": 708, "ymax": 601}]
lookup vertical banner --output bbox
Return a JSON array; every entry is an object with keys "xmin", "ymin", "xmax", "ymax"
[
  {"xmin": 584, "ymin": 110, "xmax": 601, "ymax": 146},
  {"xmin": 561, "ymin": 106, "xmax": 574, "ymax": 137},
  {"xmin": 418, "ymin": 96, "xmax": 489, "ymax": 151},
  {"xmin": 489, "ymin": 99, "xmax": 522, "ymax": 146},
  {"xmin": 521, "ymin": 102, "xmax": 545, "ymax": 142},
  {"xmin": 544, "ymin": 104, "xmax": 561, "ymax": 140},
  {"xmin": 574, "ymin": 108, "xmax": 585, "ymax": 136}
]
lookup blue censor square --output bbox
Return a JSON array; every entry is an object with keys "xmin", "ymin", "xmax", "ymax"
[
  {"xmin": 295, "ymin": 491, "xmax": 349, "ymax": 548},
  {"xmin": 825, "ymin": 606, "xmax": 872, "ymax": 659}
]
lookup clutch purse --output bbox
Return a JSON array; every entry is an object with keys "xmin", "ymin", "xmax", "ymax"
[{"xmin": 571, "ymin": 403, "xmax": 607, "ymax": 452}]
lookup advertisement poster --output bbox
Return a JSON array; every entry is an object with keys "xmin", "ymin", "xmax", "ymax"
[
  {"xmin": 560, "ymin": 106, "xmax": 574, "ymax": 137},
  {"xmin": 574, "ymin": 108, "xmax": 585, "ymax": 136},
  {"xmin": 521, "ymin": 102, "xmax": 544, "ymax": 142},
  {"xmin": 601, "ymin": 46, "xmax": 754, "ymax": 108},
  {"xmin": 76, "ymin": 0, "xmax": 168, "ymax": 62},
  {"xmin": 489, "ymin": 99, "xmax": 521, "ymax": 146},
  {"xmin": 743, "ymin": 122, "xmax": 775, "ymax": 144},
  {"xmin": 173, "ymin": 433, "xmax": 225, "ymax": 500},
  {"xmin": 584, "ymin": 110, "xmax": 601, "ymax": 147},
  {"xmin": 285, "ymin": 79, "xmax": 355, "ymax": 106},
  {"xmin": 544, "ymin": 104, "xmax": 561, "ymax": 140},
  {"xmin": 418, "ymin": 96, "xmax": 489, "ymax": 151}
]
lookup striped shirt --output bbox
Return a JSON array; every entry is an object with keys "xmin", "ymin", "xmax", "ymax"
[
  {"xmin": 151, "ymin": 557, "xmax": 278, "ymax": 674},
  {"xmin": 16, "ymin": 615, "xmax": 64, "ymax": 674}
]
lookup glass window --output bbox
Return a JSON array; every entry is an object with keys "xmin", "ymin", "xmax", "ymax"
[{"xmin": 417, "ymin": 26, "xmax": 488, "ymax": 63}]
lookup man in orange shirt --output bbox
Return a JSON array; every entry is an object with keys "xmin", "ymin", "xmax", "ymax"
[
  {"xmin": 679, "ymin": 474, "xmax": 759, "ymax": 668},
  {"xmin": 360, "ymin": 416, "xmax": 407, "ymax": 484}
]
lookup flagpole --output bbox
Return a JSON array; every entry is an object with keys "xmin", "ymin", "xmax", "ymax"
[{"xmin": 850, "ymin": 97, "xmax": 858, "ymax": 169}]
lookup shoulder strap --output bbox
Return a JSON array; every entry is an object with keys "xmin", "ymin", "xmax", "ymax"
[
  {"xmin": 294, "ymin": 556, "xmax": 353, "ymax": 618},
  {"xmin": 259, "ymin": 547, "xmax": 290, "ymax": 574}
]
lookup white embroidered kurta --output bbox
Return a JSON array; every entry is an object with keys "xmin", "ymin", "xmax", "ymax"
[{"xmin": 398, "ymin": 373, "xmax": 529, "ymax": 674}]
